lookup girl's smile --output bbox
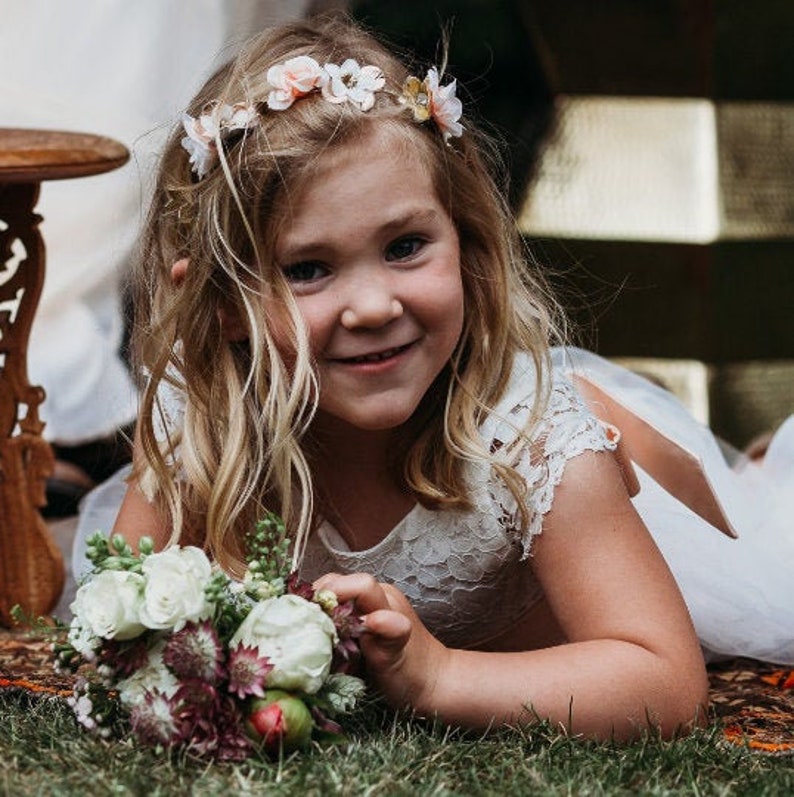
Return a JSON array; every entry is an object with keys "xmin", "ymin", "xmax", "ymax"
[
  {"xmin": 274, "ymin": 129, "xmax": 465, "ymax": 434},
  {"xmin": 330, "ymin": 341, "xmax": 416, "ymax": 367}
]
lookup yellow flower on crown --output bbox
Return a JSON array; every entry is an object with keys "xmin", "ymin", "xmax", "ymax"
[{"xmin": 401, "ymin": 75, "xmax": 432, "ymax": 123}]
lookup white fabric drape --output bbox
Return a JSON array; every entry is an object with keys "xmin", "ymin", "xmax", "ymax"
[{"xmin": 0, "ymin": 0, "xmax": 327, "ymax": 442}]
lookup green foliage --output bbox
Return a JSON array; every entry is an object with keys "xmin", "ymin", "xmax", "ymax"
[
  {"xmin": 2, "ymin": 692, "xmax": 793, "ymax": 796},
  {"xmin": 246, "ymin": 512, "xmax": 291, "ymax": 584},
  {"xmin": 83, "ymin": 531, "xmax": 154, "ymax": 575}
]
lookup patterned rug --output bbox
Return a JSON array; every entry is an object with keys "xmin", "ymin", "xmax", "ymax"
[
  {"xmin": 708, "ymin": 658, "xmax": 794, "ymax": 755},
  {"xmin": 0, "ymin": 630, "xmax": 75, "ymax": 699},
  {"xmin": 1, "ymin": 630, "xmax": 792, "ymax": 754}
]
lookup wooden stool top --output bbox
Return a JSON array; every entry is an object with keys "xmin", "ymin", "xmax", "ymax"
[{"xmin": 0, "ymin": 128, "xmax": 129, "ymax": 183}]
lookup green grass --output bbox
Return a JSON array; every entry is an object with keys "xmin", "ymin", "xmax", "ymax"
[{"xmin": 2, "ymin": 691, "xmax": 793, "ymax": 796}]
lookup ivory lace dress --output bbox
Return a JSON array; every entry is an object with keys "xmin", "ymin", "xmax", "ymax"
[{"xmin": 74, "ymin": 348, "xmax": 794, "ymax": 664}]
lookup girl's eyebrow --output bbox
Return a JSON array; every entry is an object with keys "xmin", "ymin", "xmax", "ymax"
[
  {"xmin": 278, "ymin": 207, "xmax": 441, "ymax": 260},
  {"xmin": 379, "ymin": 207, "xmax": 439, "ymax": 233}
]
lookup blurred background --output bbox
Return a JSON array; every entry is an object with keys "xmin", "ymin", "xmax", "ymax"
[
  {"xmin": 353, "ymin": 0, "xmax": 794, "ymax": 448},
  {"xmin": 3, "ymin": 0, "xmax": 790, "ymax": 615}
]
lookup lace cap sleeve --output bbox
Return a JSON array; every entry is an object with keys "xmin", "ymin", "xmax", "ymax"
[
  {"xmin": 151, "ymin": 372, "xmax": 186, "ymax": 445},
  {"xmin": 483, "ymin": 357, "xmax": 617, "ymax": 558},
  {"xmin": 136, "ymin": 365, "xmax": 186, "ymax": 501}
]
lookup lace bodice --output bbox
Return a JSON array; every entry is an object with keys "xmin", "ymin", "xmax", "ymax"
[{"xmin": 299, "ymin": 353, "xmax": 616, "ymax": 648}]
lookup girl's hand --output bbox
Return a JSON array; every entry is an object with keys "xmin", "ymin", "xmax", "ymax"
[{"xmin": 314, "ymin": 572, "xmax": 449, "ymax": 715}]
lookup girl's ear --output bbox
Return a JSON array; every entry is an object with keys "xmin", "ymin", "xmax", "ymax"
[
  {"xmin": 171, "ymin": 258, "xmax": 189, "ymax": 287},
  {"xmin": 172, "ymin": 258, "xmax": 248, "ymax": 341}
]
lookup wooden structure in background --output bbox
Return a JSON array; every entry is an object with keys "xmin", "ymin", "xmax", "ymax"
[
  {"xmin": 517, "ymin": 0, "xmax": 794, "ymax": 444},
  {"xmin": 0, "ymin": 129, "xmax": 128, "ymax": 625}
]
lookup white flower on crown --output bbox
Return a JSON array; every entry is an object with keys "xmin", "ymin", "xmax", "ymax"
[
  {"xmin": 181, "ymin": 102, "xmax": 258, "ymax": 179},
  {"xmin": 322, "ymin": 59, "xmax": 386, "ymax": 111},
  {"xmin": 266, "ymin": 55, "xmax": 327, "ymax": 110}
]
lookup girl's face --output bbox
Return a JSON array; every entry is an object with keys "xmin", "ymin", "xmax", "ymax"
[{"xmin": 273, "ymin": 131, "xmax": 464, "ymax": 434}]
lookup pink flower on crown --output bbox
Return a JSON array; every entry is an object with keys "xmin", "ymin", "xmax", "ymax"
[
  {"xmin": 182, "ymin": 114, "xmax": 218, "ymax": 179},
  {"xmin": 181, "ymin": 102, "xmax": 257, "ymax": 178},
  {"xmin": 424, "ymin": 67, "xmax": 464, "ymax": 141},
  {"xmin": 266, "ymin": 55, "xmax": 327, "ymax": 110},
  {"xmin": 322, "ymin": 59, "xmax": 386, "ymax": 111}
]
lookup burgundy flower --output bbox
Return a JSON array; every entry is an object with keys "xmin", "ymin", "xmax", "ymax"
[
  {"xmin": 97, "ymin": 636, "xmax": 150, "ymax": 678},
  {"xmin": 211, "ymin": 694, "xmax": 254, "ymax": 762},
  {"xmin": 331, "ymin": 600, "xmax": 364, "ymax": 673},
  {"xmin": 163, "ymin": 620, "xmax": 224, "ymax": 683},
  {"xmin": 286, "ymin": 572, "xmax": 315, "ymax": 601},
  {"xmin": 129, "ymin": 689, "xmax": 181, "ymax": 746},
  {"xmin": 227, "ymin": 644, "xmax": 273, "ymax": 699},
  {"xmin": 172, "ymin": 681, "xmax": 252, "ymax": 761}
]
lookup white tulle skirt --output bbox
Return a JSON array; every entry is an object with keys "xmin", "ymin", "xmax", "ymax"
[
  {"xmin": 74, "ymin": 348, "xmax": 794, "ymax": 664},
  {"xmin": 553, "ymin": 348, "xmax": 794, "ymax": 665}
]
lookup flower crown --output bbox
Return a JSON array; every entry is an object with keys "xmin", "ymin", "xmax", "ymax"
[{"xmin": 181, "ymin": 55, "xmax": 464, "ymax": 179}]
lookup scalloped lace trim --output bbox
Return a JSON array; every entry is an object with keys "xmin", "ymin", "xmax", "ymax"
[{"xmin": 487, "ymin": 375, "xmax": 617, "ymax": 558}]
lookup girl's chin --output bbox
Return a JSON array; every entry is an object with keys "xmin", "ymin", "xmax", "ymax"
[{"xmin": 311, "ymin": 407, "xmax": 416, "ymax": 437}]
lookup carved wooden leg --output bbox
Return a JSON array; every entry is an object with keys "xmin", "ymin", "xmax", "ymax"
[{"xmin": 0, "ymin": 182, "xmax": 64, "ymax": 626}]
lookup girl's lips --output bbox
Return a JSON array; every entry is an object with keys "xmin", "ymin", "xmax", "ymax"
[{"xmin": 332, "ymin": 342, "xmax": 414, "ymax": 364}]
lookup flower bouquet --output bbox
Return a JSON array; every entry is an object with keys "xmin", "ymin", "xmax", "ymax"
[{"xmin": 55, "ymin": 514, "xmax": 365, "ymax": 761}]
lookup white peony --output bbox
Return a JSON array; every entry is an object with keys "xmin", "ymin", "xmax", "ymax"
[
  {"xmin": 69, "ymin": 570, "xmax": 146, "ymax": 643},
  {"xmin": 230, "ymin": 594, "xmax": 337, "ymax": 694},
  {"xmin": 138, "ymin": 546, "xmax": 214, "ymax": 632}
]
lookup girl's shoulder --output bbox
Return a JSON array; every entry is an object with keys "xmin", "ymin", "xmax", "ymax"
[
  {"xmin": 482, "ymin": 349, "xmax": 615, "ymax": 459},
  {"xmin": 478, "ymin": 350, "xmax": 618, "ymax": 556}
]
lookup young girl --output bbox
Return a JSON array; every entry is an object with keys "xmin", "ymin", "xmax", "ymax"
[{"xmin": 75, "ymin": 16, "xmax": 793, "ymax": 741}]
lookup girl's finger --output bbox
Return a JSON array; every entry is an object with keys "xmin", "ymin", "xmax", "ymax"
[
  {"xmin": 360, "ymin": 608, "xmax": 412, "ymax": 646},
  {"xmin": 314, "ymin": 572, "xmax": 392, "ymax": 614}
]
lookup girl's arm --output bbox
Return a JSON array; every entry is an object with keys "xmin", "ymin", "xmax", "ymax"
[
  {"xmin": 111, "ymin": 426, "xmax": 172, "ymax": 552},
  {"xmin": 315, "ymin": 450, "xmax": 709, "ymax": 740}
]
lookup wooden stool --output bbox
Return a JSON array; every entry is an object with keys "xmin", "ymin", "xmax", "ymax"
[{"xmin": 0, "ymin": 129, "xmax": 128, "ymax": 625}]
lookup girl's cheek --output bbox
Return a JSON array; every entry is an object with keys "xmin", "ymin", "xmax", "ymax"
[{"xmin": 266, "ymin": 303, "xmax": 314, "ymax": 367}]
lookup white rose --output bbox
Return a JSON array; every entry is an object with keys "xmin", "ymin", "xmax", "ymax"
[
  {"xmin": 69, "ymin": 570, "xmax": 145, "ymax": 642},
  {"xmin": 138, "ymin": 546, "xmax": 213, "ymax": 632},
  {"xmin": 230, "ymin": 594, "xmax": 337, "ymax": 694},
  {"xmin": 117, "ymin": 641, "xmax": 180, "ymax": 707}
]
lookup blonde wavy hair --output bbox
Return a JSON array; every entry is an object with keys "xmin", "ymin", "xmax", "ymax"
[{"xmin": 132, "ymin": 15, "xmax": 562, "ymax": 575}]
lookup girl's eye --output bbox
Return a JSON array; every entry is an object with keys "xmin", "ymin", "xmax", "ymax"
[
  {"xmin": 386, "ymin": 236, "xmax": 424, "ymax": 262},
  {"xmin": 282, "ymin": 261, "xmax": 328, "ymax": 283}
]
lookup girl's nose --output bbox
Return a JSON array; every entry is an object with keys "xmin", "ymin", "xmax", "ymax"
[{"xmin": 339, "ymin": 276, "xmax": 403, "ymax": 329}]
